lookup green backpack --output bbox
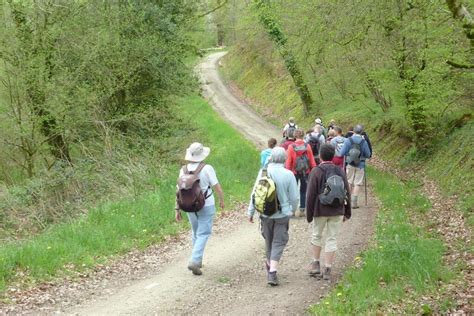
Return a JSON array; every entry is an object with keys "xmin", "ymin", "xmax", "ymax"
[{"xmin": 252, "ymin": 169, "xmax": 280, "ymax": 216}]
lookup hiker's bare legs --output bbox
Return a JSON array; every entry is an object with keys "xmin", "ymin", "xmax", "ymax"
[
  {"xmin": 324, "ymin": 251, "xmax": 335, "ymax": 267},
  {"xmin": 353, "ymin": 184, "xmax": 361, "ymax": 196},
  {"xmin": 312, "ymin": 244, "xmax": 322, "ymax": 261}
]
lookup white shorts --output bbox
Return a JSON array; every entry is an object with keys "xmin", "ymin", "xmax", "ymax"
[
  {"xmin": 346, "ymin": 165, "xmax": 365, "ymax": 186},
  {"xmin": 311, "ymin": 216, "xmax": 343, "ymax": 252}
]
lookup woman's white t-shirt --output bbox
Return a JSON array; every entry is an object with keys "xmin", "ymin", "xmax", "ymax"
[{"xmin": 178, "ymin": 163, "xmax": 219, "ymax": 207}]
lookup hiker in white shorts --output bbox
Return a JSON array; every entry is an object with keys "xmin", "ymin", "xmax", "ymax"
[{"xmin": 339, "ymin": 125, "xmax": 371, "ymax": 208}]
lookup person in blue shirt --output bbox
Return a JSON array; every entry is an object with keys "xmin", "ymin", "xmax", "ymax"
[
  {"xmin": 248, "ymin": 146, "xmax": 298, "ymax": 286},
  {"xmin": 260, "ymin": 138, "xmax": 277, "ymax": 169},
  {"xmin": 339, "ymin": 125, "xmax": 371, "ymax": 208}
]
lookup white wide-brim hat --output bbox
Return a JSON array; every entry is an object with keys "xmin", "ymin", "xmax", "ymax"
[{"xmin": 185, "ymin": 142, "xmax": 210, "ymax": 162}]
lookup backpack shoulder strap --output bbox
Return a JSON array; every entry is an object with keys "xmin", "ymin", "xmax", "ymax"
[
  {"xmin": 349, "ymin": 137, "xmax": 354, "ymax": 145},
  {"xmin": 194, "ymin": 162, "xmax": 206, "ymax": 175},
  {"xmin": 183, "ymin": 165, "xmax": 189, "ymax": 174},
  {"xmin": 317, "ymin": 164, "xmax": 328, "ymax": 181}
]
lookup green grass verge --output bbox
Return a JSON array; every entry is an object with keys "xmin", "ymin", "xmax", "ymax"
[
  {"xmin": 0, "ymin": 95, "xmax": 259, "ymax": 294},
  {"xmin": 309, "ymin": 167, "xmax": 450, "ymax": 315}
]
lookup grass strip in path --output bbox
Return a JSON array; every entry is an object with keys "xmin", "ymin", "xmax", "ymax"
[
  {"xmin": 309, "ymin": 167, "xmax": 452, "ymax": 315},
  {"xmin": 0, "ymin": 95, "xmax": 258, "ymax": 295}
]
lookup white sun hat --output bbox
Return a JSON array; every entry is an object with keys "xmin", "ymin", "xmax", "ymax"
[
  {"xmin": 185, "ymin": 142, "xmax": 210, "ymax": 162},
  {"xmin": 315, "ymin": 118, "xmax": 322, "ymax": 124}
]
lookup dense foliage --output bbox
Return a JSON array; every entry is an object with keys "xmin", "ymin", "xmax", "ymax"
[
  {"xmin": 223, "ymin": 0, "xmax": 473, "ymax": 149},
  {"xmin": 0, "ymin": 0, "xmax": 208, "ymax": 237}
]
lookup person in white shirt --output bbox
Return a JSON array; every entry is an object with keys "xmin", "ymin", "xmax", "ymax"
[
  {"xmin": 175, "ymin": 142, "xmax": 225, "ymax": 275},
  {"xmin": 282, "ymin": 117, "xmax": 298, "ymax": 139}
]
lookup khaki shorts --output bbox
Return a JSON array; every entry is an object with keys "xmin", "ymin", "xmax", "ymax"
[
  {"xmin": 311, "ymin": 216, "xmax": 343, "ymax": 252},
  {"xmin": 346, "ymin": 165, "xmax": 365, "ymax": 186}
]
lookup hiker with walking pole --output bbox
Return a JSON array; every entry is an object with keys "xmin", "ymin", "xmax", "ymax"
[
  {"xmin": 338, "ymin": 125, "xmax": 371, "ymax": 208},
  {"xmin": 364, "ymin": 167, "xmax": 368, "ymax": 206}
]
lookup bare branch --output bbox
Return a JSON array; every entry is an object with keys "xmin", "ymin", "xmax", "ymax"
[
  {"xmin": 197, "ymin": 0, "xmax": 228, "ymax": 18},
  {"xmin": 446, "ymin": 59, "xmax": 474, "ymax": 68}
]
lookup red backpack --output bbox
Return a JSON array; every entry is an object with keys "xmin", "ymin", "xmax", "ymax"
[{"xmin": 176, "ymin": 163, "xmax": 209, "ymax": 212}]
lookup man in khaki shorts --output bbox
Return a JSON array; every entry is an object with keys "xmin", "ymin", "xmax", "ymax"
[
  {"xmin": 306, "ymin": 144, "xmax": 351, "ymax": 280},
  {"xmin": 339, "ymin": 125, "xmax": 371, "ymax": 208}
]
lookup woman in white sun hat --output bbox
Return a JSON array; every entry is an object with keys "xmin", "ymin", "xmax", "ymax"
[{"xmin": 175, "ymin": 142, "xmax": 225, "ymax": 276}]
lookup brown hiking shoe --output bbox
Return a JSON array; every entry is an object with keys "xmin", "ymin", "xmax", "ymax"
[
  {"xmin": 309, "ymin": 260, "xmax": 321, "ymax": 276},
  {"xmin": 188, "ymin": 262, "xmax": 202, "ymax": 275},
  {"xmin": 322, "ymin": 267, "xmax": 331, "ymax": 280}
]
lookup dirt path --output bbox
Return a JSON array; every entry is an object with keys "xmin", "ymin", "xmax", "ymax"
[
  {"xmin": 5, "ymin": 52, "xmax": 377, "ymax": 315},
  {"xmin": 198, "ymin": 51, "xmax": 279, "ymax": 149}
]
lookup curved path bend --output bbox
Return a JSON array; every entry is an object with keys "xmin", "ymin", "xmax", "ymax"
[{"xmin": 64, "ymin": 52, "xmax": 377, "ymax": 315}]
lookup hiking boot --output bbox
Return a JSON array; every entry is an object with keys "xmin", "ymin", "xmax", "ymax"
[
  {"xmin": 322, "ymin": 267, "xmax": 331, "ymax": 280},
  {"xmin": 309, "ymin": 260, "xmax": 321, "ymax": 276},
  {"xmin": 295, "ymin": 209, "xmax": 305, "ymax": 217},
  {"xmin": 187, "ymin": 262, "xmax": 202, "ymax": 275},
  {"xmin": 267, "ymin": 271, "xmax": 279, "ymax": 286}
]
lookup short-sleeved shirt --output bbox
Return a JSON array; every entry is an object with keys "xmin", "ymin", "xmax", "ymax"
[
  {"xmin": 260, "ymin": 148, "xmax": 272, "ymax": 168},
  {"xmin": 179, "ymin": 163, "xmax": 219, "ymax": 207}
]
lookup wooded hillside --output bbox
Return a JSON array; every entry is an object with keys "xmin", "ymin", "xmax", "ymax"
[
  {"xmin": 220, "ymin": 0, "xmax": 473, "ymax": 218},
  {"xmin": 0, "ymin": 1, "xmax": 217, "ymax": 238}
]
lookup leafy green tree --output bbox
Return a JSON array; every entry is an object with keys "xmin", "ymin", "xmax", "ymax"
[
  {"xmin": 0, "ymin": 0, "xmax": 198, "ymax": 178},
  {"xmin": 253, "ymin": 0, "xmax": 315, "ymax": 114}
]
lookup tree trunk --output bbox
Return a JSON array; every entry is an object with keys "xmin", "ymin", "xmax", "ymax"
[
  {"xmin": 10, "ymin": 3, "xmax": 72, "ymax": 165},
  {"xmin": 395, "ymin": 0, "xmax": 428, "ymax": 149},
  {"xmin": 254, "ymin": 0, "xmax": 314, "ymax": 114},
  {"xmin": 365, "ymin": 78, "xmax": 391, "ymax": 113},
  {"xmin": 216, "ymin": 23, "xmax": 225, "ymax": 46},
  {"xmin": 27, "ymin": 88, "xmax": 72, "ymax": 164}
]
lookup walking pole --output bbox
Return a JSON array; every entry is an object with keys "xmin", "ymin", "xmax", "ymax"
[{"xmin": 364, "ymin": 166, "xmax": 368, "ymax": 206}]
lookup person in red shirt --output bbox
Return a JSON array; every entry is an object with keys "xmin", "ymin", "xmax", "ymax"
[{"xmin": 285, "ymin": 129, "xmax": 317, "ymax": 217}]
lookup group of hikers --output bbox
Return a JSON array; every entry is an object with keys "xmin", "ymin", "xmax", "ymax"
[{"xmin": 174, "ymin": 117, "xmax": 372, "ymax": 287}]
